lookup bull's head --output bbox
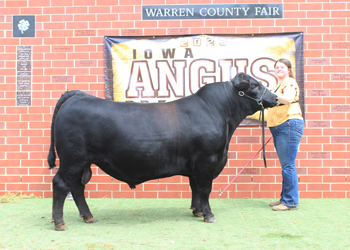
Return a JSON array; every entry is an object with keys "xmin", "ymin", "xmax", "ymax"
[{"xmin": 231, "ymin": 72, "xmax": 278, "ymax": 110}]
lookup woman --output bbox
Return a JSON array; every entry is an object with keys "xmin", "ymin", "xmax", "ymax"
[{"xmin": 249, "ymin": 58, "xmax": 304, "ymax": 211}]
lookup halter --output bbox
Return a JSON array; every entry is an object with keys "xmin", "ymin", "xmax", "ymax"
[
  {"xmin": 236, "ymin": 86, "xmax": 267, "ymax": 109},
  {"xmin": 230, "ymin": 81, "xmax": 269, "ymax": 168}
]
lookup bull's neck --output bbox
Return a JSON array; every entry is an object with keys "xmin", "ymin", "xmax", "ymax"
[
  {"xmin": 196, "ymin": 82, "xmax": 253, "ymax": 131},
  {"xmin": 225, "ymin": 82, "xmax": 262, "ymax": 131}
]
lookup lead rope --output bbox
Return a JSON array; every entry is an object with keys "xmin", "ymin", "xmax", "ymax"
[
  {"xmin": 232, "ymin": 82, "xmax": 269, "ymax": 168},
  {"xmin": 256, "ymin": 96, "xmax": 267, "ymax": 168},
  {"xmin": 219, "ymin": 136, "xmax": 272, "ymax": 196},
  {"xmin": 261, "ymin": 105, "xmax": 267, "ymax": 168},
  {"xmin": 261, "ymin": 81, "xmax": 283, "ymax": 167},
  {"xmin": 220, "ymin": 81, "xmax": 278, "ymax": 195}
]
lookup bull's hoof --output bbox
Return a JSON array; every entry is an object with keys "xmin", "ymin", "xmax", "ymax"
[
  {"xmin": 84, "ymin": 217, "xmax": 98, "ymax": 224},
  {"xmin": 193, "ymin": 211, "xmax": 203, "ymax": 217},
  {"xmin": 204, "ymin": 217, "xmax": 217, "ymax": 223},
  {"xmin": 55, "ymin": 224, "xmax": 68, "ymax": 231},
  {"xmin": 191, "ymin": 207, "xmax": 203, "ymax": 217}
]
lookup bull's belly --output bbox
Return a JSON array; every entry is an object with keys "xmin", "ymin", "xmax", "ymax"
[{"xmin": 93, "ymin": 158, "xmax": 191, "ymax": 186}]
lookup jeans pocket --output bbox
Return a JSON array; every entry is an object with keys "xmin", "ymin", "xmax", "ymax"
[{"xmin": 295, "ymin": 120, "xmax": 304, "ymax": 137}]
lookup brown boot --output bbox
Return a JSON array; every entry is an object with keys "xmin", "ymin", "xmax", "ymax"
[
  {"xmin": 269, "ymin": 200, "xmax": 281, "ymax": 207},
  {"xmin": 272, "ymin": 204, "xmax": 297, "ymax": 211}
]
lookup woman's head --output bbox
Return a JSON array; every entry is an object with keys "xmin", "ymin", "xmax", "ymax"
[{"xmin": 274, "ymin": 58, "xmax": 295, "ymax": 79}]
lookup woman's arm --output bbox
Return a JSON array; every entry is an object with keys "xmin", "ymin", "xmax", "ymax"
[{"xmin": 277, "ymin": 86, "xmax": 296, "ymax": 105}]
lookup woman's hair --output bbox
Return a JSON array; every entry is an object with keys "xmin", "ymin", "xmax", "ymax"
[{"xmin": 274, "ymin": 58, "xmax": 295, "ymax": 79}]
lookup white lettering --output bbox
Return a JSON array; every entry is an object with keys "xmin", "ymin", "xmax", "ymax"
[
  {"xmin": 234, "ymin": 59, "xmax": 248, "ymax": 74},
  {"xmin": 144, "ymin": 5, "xmax": 280, "ymax": 19},
  {"xmin": 179, "ymin": 8, "xmax": 186, "ymax": 16},
  {"xmin": 207, "ymin": 8, "xmax": 216, "ymax": 16},
  {"xmin": 251, "ymin": 58, "xmax": 277, "ymax": 88},
  {"xmin": 156, "ymin": 9, "xmax": 163, "ymax": 17},
  {"xmin": 225, "ymin": 8, "xmax": 234, "ymax": 16},
  {"xmin": 187, "ymin": 8, "xmax": 194, "ymax": 16},
  {"xmin": 242, "ymin": 7, "xmax": 250, "ymax": 16},
  {"xmin": 127, "ymin": 61, "xmax": 155, "ymax": 98},
  {"xmin": 199, "ymin": 7, "xmax": 251, "ymax": 17},
  {"xmin": 234, "ymin": 7, "xmax": 241, "ymax": 16},
  {"xmin": 125, "ymin": 57, "xmax": 282, "ymax": 102},
  {"xmin": 255, "ymin": 7, "xmax": 261, "ymax": 15},
  {"xmin": 190, "ymin": 59, "xmax": 215, "ymax": 94},
  {"xmin": 164, "ymin": 8, "xmax": 171, "ymax": 16},
  {"xmin": 256, "ymin": 6, "xmax": 279, "ymax": 16},
  {"xmin": 172, "ymin": 8, "xmax": 178, "ymax": 16},
  {"xmin": 145, "ymin": 8, "xmax": 157, "ymax": 17},
  {"xmin": 216, "ymin": 8, "xmax": 224, "ymax": 16},
  {"xmin": 218, "ymin": 59, "xmax": 233, "ymax": 82},
  {"xmin": 157, "ymin": 61, "xmax": 186, "ymax": 98},
  {"xmin": 199, "ymin": 8, "xmax": 207, "ymax": 16}
]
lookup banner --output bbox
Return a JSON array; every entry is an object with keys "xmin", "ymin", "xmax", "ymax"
[{"xmin": 104, "ymin": 33, "xmax": 304, "ymax": 126}]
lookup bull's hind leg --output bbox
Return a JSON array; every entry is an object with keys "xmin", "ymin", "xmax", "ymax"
[
  {"xmin": 189, "ymin": 177, "xmax": 203, "ymax": 217},
  {"xmin": 70, "ymin": 178, "xmax": 97, "ymax": 224},
  {"xmin": 52, "ymin": 170, "xmax": 70, "ymax": 231}
]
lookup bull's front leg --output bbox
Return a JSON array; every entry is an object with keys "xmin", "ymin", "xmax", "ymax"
[
  {"xmin": 189, "ymin": 176, "xmax": 203, "ymax": 217},
  {"xmin": 194, "ymin": 173, "xmax": 217, "ymax": 223}
]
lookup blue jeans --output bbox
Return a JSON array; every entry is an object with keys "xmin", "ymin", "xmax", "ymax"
[{"xmin": 269, "ymin": 119, "xmax": 304, "ymax": 207}]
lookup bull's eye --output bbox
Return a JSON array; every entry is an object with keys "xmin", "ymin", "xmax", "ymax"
[
  {"xmin": 250, "ymin": 84, "xmax": 261, "ymax": 97},
  {"xmin": 251, "ymin": 83, "xmax": 259, "ymax": 90}
]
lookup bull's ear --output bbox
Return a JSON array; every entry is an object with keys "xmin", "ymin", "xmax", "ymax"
[{"xmin": 231, "ymin": 73, "xmax": 250, "ymax": 91}]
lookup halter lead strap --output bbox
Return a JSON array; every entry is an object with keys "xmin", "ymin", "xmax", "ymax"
[
  {"xmin": 261, "ymin": 105, "xmax": 267, "ymax": 168},
  {"xmin": 230, "ymin": 81, "xmax": 268, "ymax": 168}
]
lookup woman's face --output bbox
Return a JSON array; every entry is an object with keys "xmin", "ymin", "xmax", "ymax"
[{"xmin": 274, "ymin": 61, "xmax": 290, "ymax": 80}]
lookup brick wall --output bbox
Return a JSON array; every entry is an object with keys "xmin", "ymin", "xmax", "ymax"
[{"xmin": 0, "ymin": 0, "xmax": 349, "ymax": 199}]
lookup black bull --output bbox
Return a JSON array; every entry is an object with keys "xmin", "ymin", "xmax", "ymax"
[{"xmin": 48, "ymin": 72, "xmax": 278, "ymax": 231}]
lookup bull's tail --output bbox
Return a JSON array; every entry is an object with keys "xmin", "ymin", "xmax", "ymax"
[{"xmin": 47, "ymin": 91, "xmax": 84, "ymax": 169}]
